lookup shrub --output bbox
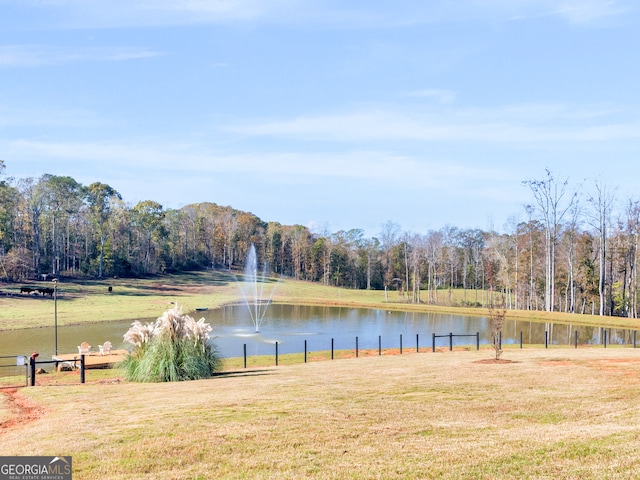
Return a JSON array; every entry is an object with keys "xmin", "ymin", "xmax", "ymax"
[{"xmin": 122, "ymin": 305, "xmax": 220, "ymax": 382}]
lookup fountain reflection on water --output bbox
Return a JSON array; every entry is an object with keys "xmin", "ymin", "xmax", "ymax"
[{"xmin": 237, "ymin": 244, "xmax": 277, "ymax": 333}]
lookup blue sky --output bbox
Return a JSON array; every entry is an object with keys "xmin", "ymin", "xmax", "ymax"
[{"xmin": 2, "ymin": 0, "xmax": 640, "ymax": 236}]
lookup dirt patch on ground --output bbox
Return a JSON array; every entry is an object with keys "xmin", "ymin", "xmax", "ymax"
[
  {"xmin": 0, "ymin": 388, "xmax": 45, "ymax": 432},
  {"xmin": 590, "ymin": 358, "xmax": 640, "ymax": 364},
  {"xmin": 539, "ymin": 360, "xmax": 574, "ymax": 367},
  {"xmin": 473, "ymin": 359, "xmax": 516, "ymax": 364},
  {"xmin": 584, "ymin": 358, "xmax": 640, "ymax": 379}
]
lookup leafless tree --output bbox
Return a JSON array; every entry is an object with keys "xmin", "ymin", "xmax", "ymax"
[
  {"xmin": 488, "ymin": 300, "xmax": 506, "ymax": 360},
  {"xmin": 523, "ymin": 169, "xmax": 576, "ymax": 312},
  {"xmin": 379, "ymin": 220, "xmax": 400, "ymax": 301},
  {"xmin": 586, "ymin": 182, "xmax": 615, "ymax": 315}
]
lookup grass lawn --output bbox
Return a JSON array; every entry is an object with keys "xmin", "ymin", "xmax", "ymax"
[
  {"xmin": 2, "ymin": 271, "xmax": 640, "ymax": 478},
  {"xmin": 2, "ymin": 347, "xmax": 640, "ymax": 479}
]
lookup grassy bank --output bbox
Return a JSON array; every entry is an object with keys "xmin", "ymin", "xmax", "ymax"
[
  {"xmin": 3, "ymin": 347, "xmax": 640, "ymax": 478},
  {"xmin": 1, "ymin": 270, "xmax": 638, "ymax": 331}
]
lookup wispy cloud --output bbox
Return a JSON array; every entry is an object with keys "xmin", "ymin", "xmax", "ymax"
[
  {"xmin": 0, "ymin": 0, "xmax": 628, "ymax": 29},
  {"xmin": 475, "ymin": 0, "xmax": 626, "ymax": 24},
  {"xmin": 148, "ymin": 0, "xmax": 276, "ymax": 17},
  {"xmin": 550, "ymin": 0, "xmax": 625, "ymax": 23},
  {"xmin": 0, "ymin": 105, "xmax": 105, "ymax": 128},
  {"xmin": 222, "ymin": 103, "xmax": 640, "ymax": 145},
  {"xmin": 0, "ymin": 0, "xmax": 303, "ymax": 29},
  {"xmin": 5, "ymin": 138, "xmax": 502, "ymax": 189},
  {"xmin": 405, "ymin": 89, "xmax": 455, "ymax": 103},
  {"xmin": 0, "ymin": 44, "xmax": 163, "ymax": 67}
]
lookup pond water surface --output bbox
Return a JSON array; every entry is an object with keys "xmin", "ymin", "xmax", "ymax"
[{"xmin": 0, "ymin": 304, "xmax": 635, "ymax": 360}]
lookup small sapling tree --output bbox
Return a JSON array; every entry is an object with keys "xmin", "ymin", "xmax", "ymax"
[{"xmin": 488, "ymin": 302, "xmax": 506, "ymax": 360}]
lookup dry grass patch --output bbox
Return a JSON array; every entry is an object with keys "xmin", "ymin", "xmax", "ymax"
[{"xmin": 2, "ymin": 348, "xmax": 640, "ymax": 478}]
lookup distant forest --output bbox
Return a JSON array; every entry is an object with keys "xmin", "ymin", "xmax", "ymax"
[{"xmin": 1, "ymin": 161, "xmax": 638, "ymax": 318}]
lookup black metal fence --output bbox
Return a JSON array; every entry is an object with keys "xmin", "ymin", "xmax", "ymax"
[
  {"xmin": 28, "ymin": 355, "xmax": 86, "ymax": 386},
  {"xmin": 0, "ymin": 355, "xmax": 28, "ymax": 388},
  {"xmin": 432, "ymin": 332, "xmax": 480, "ymax": 352},
  {"xmin": 238, "ymin": 329, "xmax": 640, "ymax": 367},
  {"xmin": 240, "ymin": 332, "xmax": 484, "ymax": 367},
  {"xmin": 18, "ymin": 327, "xmax": 640, "ymax": 384}
]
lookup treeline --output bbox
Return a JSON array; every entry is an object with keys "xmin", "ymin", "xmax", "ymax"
[{"xmin": 1, "ymin": 162, "xmax": 639, "ymax": 318}]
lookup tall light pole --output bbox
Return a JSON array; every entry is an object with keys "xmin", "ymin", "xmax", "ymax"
[{"xmin": 53, "ymin": 278, "xmax": 58, "ymax": 356}]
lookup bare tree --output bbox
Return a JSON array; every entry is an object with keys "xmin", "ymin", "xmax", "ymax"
[
  {"xmin": 523, "ymin": 169, "xmax": 576, "ymax": 312},
  {"xmin": 407, "ymin": 233, "xmax": 426, "ymax": 303},
  {"xmin": 488, "ymin": 301, "xmax": 506, "ymax": 360},
  {"xmin": 361, "ymin": 237, "xmax": 380, "ymax": 290},
  {"xmin": 379, "ymin": 221, "xmax": 400, "ymax": 301},
  {"xmin": 624, "ymin": 200, "xmax": 640, "ymax": 318},
  {"xmin": 562, "ymin": 199, "xmax": 581, "ymax": 313},
  {"xmin": 425, "ymin": 230, "xmax": 443, "ymax": 304},
  {"xmin": 586, "ymin": 182, "xmax": 615, "ymax": 316},
  {"xmin": 524, "ymin": 205, "xmax": 536, "ymax": 310},
  {"xmin": 443, "ymin": 225, "xmax": 459, "ymax": 305}
]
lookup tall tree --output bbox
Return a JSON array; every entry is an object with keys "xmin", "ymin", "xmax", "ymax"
[
  {"xmin": 85, "ymin": 182, "xmax": 121, "ymax": 277},
  {"xmin": 442, "ymin": 225, "xmax": 459, "ymax": 304},
  {"xmin": 623, "ymin": 200, "xmax": 640, "ymax": 318},
  {"xmin": 18, "ymin": 177, "xmax": 47, "ymax": 276},
  {"xmin": 523, "ymin": 169, "xmax": 575, "ymax": 312},
  {"xmin": 0, "ymin": 161, "xmax": 16, "ymax": 253},
  {"xmin": 425, "ymin": 230, "xmax": 443, "ymax": 304},
  {"xmin": 131, "ymin": 200, "xmax": 165, "ymax": 274},
  {"xmin": 38, "ymin": 174, "xmax": 83, "ymax": 275},
  {"xmin": 562, "ymin": 199, "xmax": 582, "ymax": 313},
  {"xmin": 0, "ymin": 161, "xmax": 21, "ymax": 279},
  {"xmin": 586, "ymin": 182, "xmax": 615, "ymax": 316},
  {"xmin": 379, "ymin": 221, "xmax": 400, "ymax": 300},
  {"xmin": 407, "ymin": 233, "xmax": 426, "ymax": 303}
]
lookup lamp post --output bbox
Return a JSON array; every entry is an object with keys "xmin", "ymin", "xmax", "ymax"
[{"xmin": 53, "ymin": 278, "xmax": 58, "ymax": 356}]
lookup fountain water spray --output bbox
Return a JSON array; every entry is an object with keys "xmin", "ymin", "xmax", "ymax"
[{"xmin": 238, "ymin": 244, "xmax": 277, "ymax": 332}]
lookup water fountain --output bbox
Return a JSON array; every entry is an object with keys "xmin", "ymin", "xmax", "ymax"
[{"xmin": 238, "ymin": 244, "xmax": 277, "ymax": 332}]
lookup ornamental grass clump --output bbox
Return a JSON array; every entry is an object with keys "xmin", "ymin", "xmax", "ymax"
[{"xmin": 122, "ymin": 305, "xmax": 220, "ymax": 382}]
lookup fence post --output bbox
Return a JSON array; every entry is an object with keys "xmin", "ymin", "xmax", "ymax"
[
  {"xmin": 80, "ymin": 354, "xmax": 86, "ymax": 384},
  {"xmin": 575, "ymin": 331, "xmax": 578, "ymax": 349},
  {"xmin": 432, "ymin": 333, "xmax": 435, "ymax": 353},
  {"xmin": 476, "ymin": 332, "xmax": 480, "ymax": 351},
  {"xmin": 304, "ymin": 340, "xmax": 307, "ymax": 363},
  {"xmin": 449, "ymin": 332, "xmax": 453, "ymax": 351},
  {"xmin": 604, "ymin": 329, "xmax": 607, "ymax": 348},
  {"xmin": 498, "ymin": 331, "xmax": 502, "ymax": 350},
  {"xmin": 545, "ymin": 331, "xmax": 548, "ymax": 349},
  {"xmin": 244, "ymin": 344, "xmax": 247, "ymax": 368},
  {"xmin": 356, "ymin": 337, "xmax": 359, "ymax": 358},
  {"xmin": 331, "ymin": 338, "xmax": 334, "ymax": 360},
  {"xmin": 635, "ymin": 331, "xmax": 637, "ymax": 349},
  {"xmin": 379, "ymin": 335, "xmax": 382, "ymax": 356},
  {"xmin": 29, "ymin": 356, "xmax": 36, "ymax": 387},
  {"xmin": 416, "ymin": 334, "xmax": 419, "ymax": 353},
  {"xmin": 520, "ymin": 331, "xmax": 523, "ymax": 349},
  {"xmin": 400, "ymin": 334, "xmax": 403, "ymax": 355},
  {"xmin": 275, "ymin": 342, "xmax": 279, "ymax": 366}
]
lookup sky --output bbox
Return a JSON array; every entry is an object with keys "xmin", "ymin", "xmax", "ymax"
[{"xmin": 2, "ymin": 0, "xmax": 640, "ymax": 237}]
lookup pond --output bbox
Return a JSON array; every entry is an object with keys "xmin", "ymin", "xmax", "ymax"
[{"xmin": 0, "ymin": 304, "xmax": 636, "ymax": 360}]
